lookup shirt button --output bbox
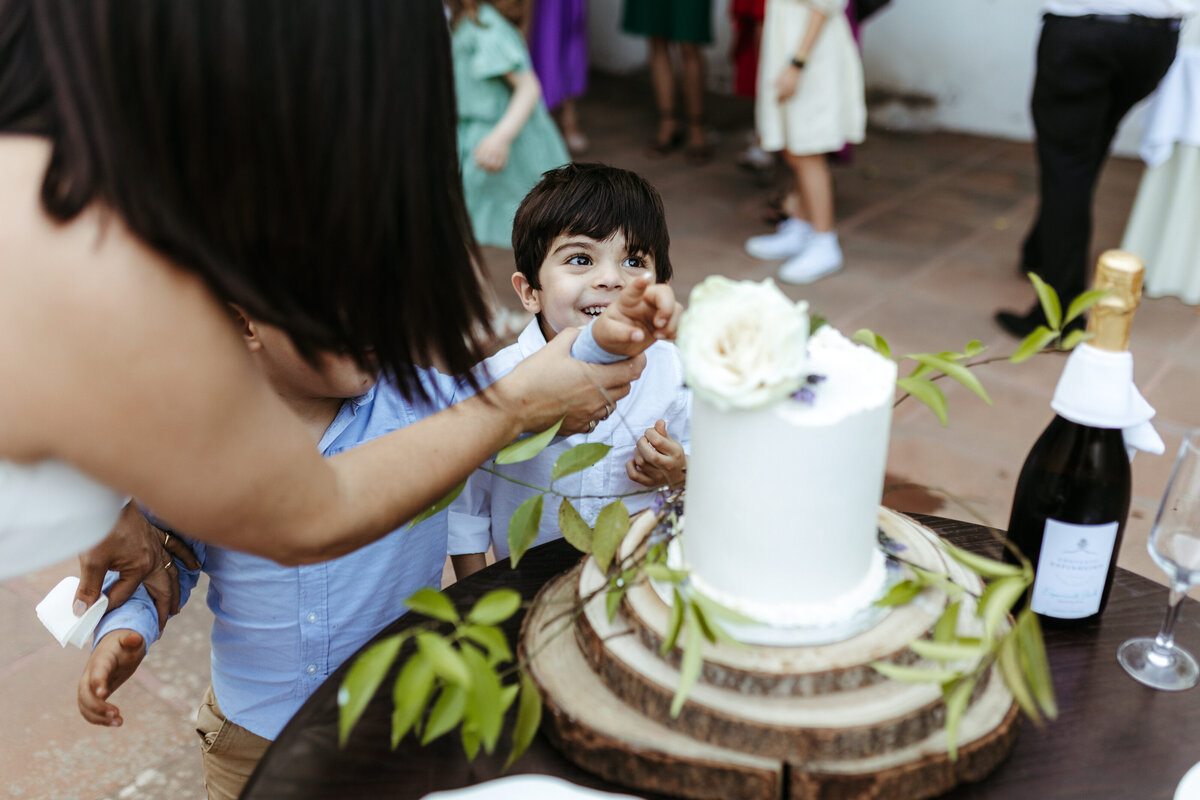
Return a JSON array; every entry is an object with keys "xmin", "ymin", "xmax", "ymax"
[
  {"xmin": 306, "ymin": 612, "xmax": 318, "ymax": 624},
  {"xmin": 306, "ymin": 664, "xmax": 317, "ymax": 675}
]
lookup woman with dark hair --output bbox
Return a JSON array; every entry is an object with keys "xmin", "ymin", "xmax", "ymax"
[{"xmin": 0, "ymin": 1, "xmax": 658, "ymax": 595}]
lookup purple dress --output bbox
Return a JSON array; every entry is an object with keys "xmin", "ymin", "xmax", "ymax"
[{"xmin": 528, "ymin": 0, "xmax": 588, "ymax": 110}]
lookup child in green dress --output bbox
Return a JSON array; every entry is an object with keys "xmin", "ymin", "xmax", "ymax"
[{"xmin": 449, "ymin": 0, "xmax": 570, "ymax": 247}]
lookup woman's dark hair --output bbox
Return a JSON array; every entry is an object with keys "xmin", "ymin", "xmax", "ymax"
[
  {"xmin": 0, "ymin": 0, "xmax": 490, "ymax": 399},
  {"xmin": 512, "ymin": 162, "xmax": 673, "ymax": 289}
]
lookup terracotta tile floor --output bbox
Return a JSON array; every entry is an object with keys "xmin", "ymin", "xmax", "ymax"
[{"xmin": 4, "ymin": 72, "xmax": 1199, "ymax": 799}]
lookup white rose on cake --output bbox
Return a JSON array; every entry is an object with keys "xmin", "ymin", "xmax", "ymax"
[{"xmin": 677, "ymin": 276, "xmax": 809, "ymax": 410}]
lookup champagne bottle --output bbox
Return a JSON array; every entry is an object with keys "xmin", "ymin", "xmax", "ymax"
[{"xmin": 1004, "ymin": 251, "xmax": 1144, "ymax": 626}]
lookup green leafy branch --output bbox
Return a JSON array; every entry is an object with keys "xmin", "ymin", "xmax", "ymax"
[
  {"xmin": 337, "ymin": 587, "xmax": 542, "ymax": 768},
  {"xmin": 853, "ymin": 275, "xmax": 1108, "ymax": 426},
  {"xmin": 872, "ymin": 537, "xmax": 1057, "ymax": 760}
]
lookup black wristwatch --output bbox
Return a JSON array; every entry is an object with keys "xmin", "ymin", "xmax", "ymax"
[{"xmin": 790, "ymin": 57, "xmax": 806, "ymax": 70}]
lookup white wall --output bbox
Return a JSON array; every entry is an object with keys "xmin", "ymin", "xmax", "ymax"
[{"xmin": 588, "ymin": 0, "xmax": 1151, "ymax": 156}]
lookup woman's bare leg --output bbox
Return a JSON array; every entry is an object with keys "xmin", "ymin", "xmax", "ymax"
[
  {"xmin": 789, "ymin": 151, "xmax": 834, "ymax": 232},
  {"xmin": 648, "ymin": 37, "xmax": 678, "ymax": 145},
  {"xmin": 679, "ymin": 42, "xmax": 707, "ymax": 153}
]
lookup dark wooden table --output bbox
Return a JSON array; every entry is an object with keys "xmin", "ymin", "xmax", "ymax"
[{"xmin": 241, "ymin": 515, "xmax": 1200, "ymax": 800}]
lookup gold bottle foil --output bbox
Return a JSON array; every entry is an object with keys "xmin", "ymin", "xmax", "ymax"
[{"xmin": 1086, "ymin": 250, "xmax": 1144, "ymax": 352}]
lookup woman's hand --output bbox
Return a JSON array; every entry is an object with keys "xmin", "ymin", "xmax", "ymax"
[
  {"xmin": 75, "ymin": 504, "xmax": 199, "ymax": 629},
  {"xmin": 474, "ymin": 132, "xmax": 512, "ymax": 173},
  {"xmin": 492, "ymin": 328, "xmax": 646, "ymax": 436},
  {"xmin": 775, "ymin": 64, "xmax": 803, "ymax": 103}
]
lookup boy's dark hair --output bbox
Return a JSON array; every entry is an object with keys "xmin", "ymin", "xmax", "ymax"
[
  {"xmin": 0, "ymin": 0, "xmax": 489, "ymax": 401},
  {"xmin": 512, "ymin": 163, "xmax": 672, "ymax": 289}
]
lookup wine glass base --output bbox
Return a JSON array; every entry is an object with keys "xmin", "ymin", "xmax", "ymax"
[{"xmin": 1118, "ymin": 637, "xmax": 1200, "ymax": 691}]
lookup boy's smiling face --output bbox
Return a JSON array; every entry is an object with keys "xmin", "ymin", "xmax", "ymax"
[{"xmin": 512, "ymin": 231, "xmax": 656, "ymax": 340}]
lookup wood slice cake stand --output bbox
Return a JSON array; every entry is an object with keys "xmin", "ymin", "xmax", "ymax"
[{"xmin": 519, "ymin": 508, "xmax": 1020, "ymax": 800}]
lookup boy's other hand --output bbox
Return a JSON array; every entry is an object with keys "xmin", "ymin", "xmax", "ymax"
[
  {"xmin": 78, "ymin": 630, "xmax": 146, "ymax": 727},
  {"xmin": 626, "ymin": 419, "xmax": 687, "ymax": 488},
  {"xmin": 592, "ymin": 276, "xmax": 681, "ymax": 358}
]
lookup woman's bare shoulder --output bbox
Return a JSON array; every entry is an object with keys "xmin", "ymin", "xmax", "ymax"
[{"xmin": 0, "ymin": 136, "xmax": 250, "ymax": 462}]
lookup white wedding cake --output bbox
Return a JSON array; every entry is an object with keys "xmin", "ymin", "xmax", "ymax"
[{"xmin": 676, "ymin": 277, "xmax": 897, "ymax": 630}]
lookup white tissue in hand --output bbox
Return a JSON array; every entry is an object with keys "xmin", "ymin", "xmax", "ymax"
[{"xmin": 35, "ymin": 576, "xmax": 108, "ymax": 648}]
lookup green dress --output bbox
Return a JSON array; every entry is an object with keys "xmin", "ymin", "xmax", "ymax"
[
  {"xmin": 621, "ymin": 0, "xmax": 713, "ymax": 44},
  {"xmin": 453, "ymin": 4, "xmax": 570, "ymax": 248}
]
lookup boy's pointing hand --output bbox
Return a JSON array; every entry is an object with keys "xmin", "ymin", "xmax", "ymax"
[{"xmin": 592, "ymin": 276, "xmax": 680, "ymax": 358}]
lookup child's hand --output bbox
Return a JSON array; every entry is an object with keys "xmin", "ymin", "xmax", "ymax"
[
  {"xmin": 474, "ymin": 132, "xmax": 512, "ymax": 173},
  {"xmin": 592, "ymin": 276, "xmax": 681, "ymax": 358},
  {"xmin": 626, "ymin": 419, "xmax": 687, "ymax": 488},
  {"xmin": 77, "ymin": 630, "xmax": 146, "ymax": 727},
  {"xmin": 775, "ymin": 65, "xmax": 802, "ymax": 103}
]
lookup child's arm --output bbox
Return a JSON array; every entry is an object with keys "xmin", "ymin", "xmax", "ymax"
[
  {"xmin": 626, "ymin": 419, "xmax": 687, "ymax": 488},
  {"xmin": 588, "ymin": 276, "xmax": 681, "ymax": 359},
  {"xmin": 447, "ymin": 465, "xmax": 495, "ymax": 582},
  {"xmin": 775, "ymin": 8, "xmax": 829, "ymax": 103},
  {"xmin": 474, "ymin": 70, "xmax": 543, "ymax": 173},
  {"xmin": 77, "ymin": 629, "xmax": 146, "ymax": 727}
]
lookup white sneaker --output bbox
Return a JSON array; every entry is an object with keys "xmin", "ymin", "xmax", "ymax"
[
  {"xmin": 778, "ymin": 232, "xmax": 843, "ymax": 284},
  {"xmin": 745, "ymin": 217, "xmax": 813, "ymax": 260}
]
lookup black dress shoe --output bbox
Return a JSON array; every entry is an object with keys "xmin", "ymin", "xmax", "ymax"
[{"xmin": 995, "ymin": 304, "xmax": 1086, "ymax": 339}]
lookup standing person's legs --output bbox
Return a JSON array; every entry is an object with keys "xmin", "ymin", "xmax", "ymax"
[
  {"xmin": 196, "ymin": 685, "xmax": 273, "ymax": 800},
  {"xmin": 648, "ymin": 37, "xmax": 681, "ymax": 151},
  {"xmin": 779, "ymin": 151, "xmax": 842, "ymax": 283},
  {"xmin": 679, "ymin": 42, "xmax": 710, "ymax": 162}
]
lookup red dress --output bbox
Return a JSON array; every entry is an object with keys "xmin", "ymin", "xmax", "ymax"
[{"xmin": 730, "ymin": 0, "xmax": 766, "ymax": 98}]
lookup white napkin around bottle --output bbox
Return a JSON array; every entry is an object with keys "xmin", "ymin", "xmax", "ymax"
[
  {"xmin": 35, "ymin": 576, "xmax": 108, "ymax": 648},
  {"xmin": 1050, "ymin": 343, "xmax": 1165, "ymax": 458}
]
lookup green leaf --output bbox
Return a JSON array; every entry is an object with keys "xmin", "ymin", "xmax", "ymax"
[
  {"xmin": 495, "ymin": 418, "xmax": 564, "ymax": 465},
  {"xmin": 909, "ymin": 638, "xmax": 987, "ymax": 664},
  {"xmin": 690, "ymin": 590, "xmax": 758, "ymax": 625},
  {"xmin": 907, "ymin": 353, "xmax": 992, "ymax": 406},
  {"xmin": 671, "ymin": 603, "xmax": 705, "ymax": 717},
  {"xmin": 460, "ymin": 624, "xmax": 514, "ymax": 666},
  {"xmin": 557, "ymin": 499, "xmax": 594, "ymax": 554},
  {"xmin": 504, "ymin": 671, "xmax": 543, "ymax": 770},
  {"xmin": 963, "ymin": 339, "xmax": 987, "ymax": 358},
  {"xmin": 551, "ymin": 442, "xmax": 613, "ymax": 482},
  {"xmin": 998, "ymin": 632, "xmax": 1042, "ymax": 724},
  {"xmin": 1060, "ymin": 328, "xmax": 1094, "ymax": 351},
  {"xmin": 661, "ymin": 589, "xmax": 686, "ymax": 656},
  {"xmin": 876, "ymin": 579, "xmax": 924, "ymax": 607},
  {"xmin": 461, "ymin": 723, "xmax": 482, "ymax": 761},
  {"xmin": 390, "ymin": 651, "xmax": 436, "ymax": 748},
  {"xmin": 460, "ymin": 643, "xmax": 504, "ymax": 753},
  {"xmin": 943, "ymin": 674, "xmax": 979, "ymax": 762},
  {"xmin": 910, "ymin": 565, "xmax": 964, "ymax": 600},
  {"xmin": 933, "ymin": 601, "xmax": 961, "ymax": 643},
  {"xmin": 466, "ymin": 589, "xmax": 522, "ymax": 626},
  {"xmin": 1016, "ymin": 609, "xmax": 1057, "ymax": 720},
  {"xmin": 871, "ymin": 661, "xmax": 963, "ymax": 684},
  {"xmin": 1028, "ymin": 272, "xmax": 1062, "ymax": 330},
  {"xmin": 977, "ymin": 575, "xmax": 1028, "ymax": 643},
  {"xmin": 941, "ymin": 541, "xmax": 1026, "ymax": 579},
  {"xmin": 605, "ymin": 583, "xmax": 626, "ymax": 622},
  {"xmin": 499, "ymin": 683, "xmax": 519, "ymax": 713},
  {"xmin": 809, "ymin": 312, "xmax": 828, "ymax": 335},
  {"xmin": 1009, "ymin": 325, "xmax": 1060, "ymax": 363},
  {"xmin": 852, "ymin": 328, "xmax": 892, "ymax": 359},
  {"xmin": 896, "ymin": 376, "xmax": 949, "ymax": 426},
  {"xmin": 406, "ymin": 588, "xmax": 460, "ymax": 623},
  {"xmin": 689, "ymin": 597, "xmax": 736, "ymax": 646},
  {"xmin": 592, "ymin": 500, "xmax": 630, "ymax": 574},
  {"xmin": 643, "ymin": 563, "xmax": 690, "ymax": 584},
  {"xmin": 507, "ymin": 494, "xmax": 544, "ymax": 567},
  {"xmin": 421, "ymin": 684, "xmax": 468, "ymax": 744},
  {"xmin": 407, "ymin": 480, "xmax": 466, "ymax": 529},
  {"xmin": 1065, "ymin": 288, "xmax": 1110, "ymax": 324},
  {"xmin": 416, "ymin": 632, "xmax": 472, "ymax": 687},
  {"xmin": 338, "ymin": 634, "xmax": 404, "ymax": 746}
]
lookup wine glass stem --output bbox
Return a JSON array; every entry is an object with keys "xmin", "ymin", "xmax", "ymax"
[{"xmin": 1153, "ymin": 587, "xmax": 1187, "ymax": 654}]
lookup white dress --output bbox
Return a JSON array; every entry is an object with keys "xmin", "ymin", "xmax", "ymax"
[
  {"xmin": 756, "ymin": 0, "xmax": 865, "ymax": 156},
  {"xmin": 1121, "ymin": 18, "xmax": 1200, "ymax": 305},
  {"xmin": 0, "ymin": 459, "xmax": 127, "ymax": 581}
]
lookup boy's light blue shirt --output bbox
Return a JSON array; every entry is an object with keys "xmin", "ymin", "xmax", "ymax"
[{"xmin": 93, "ymin": 370, "xmax": 460, "ymax": 741}]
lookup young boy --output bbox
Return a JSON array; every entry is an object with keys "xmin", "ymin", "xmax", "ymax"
[
  {"xmin": 450, "ymin": 163, "xmax": 691, "ymax": 578},
  {"xmin": 76, "ymin": 273, "xmax": 677, "ymax": 798}
]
